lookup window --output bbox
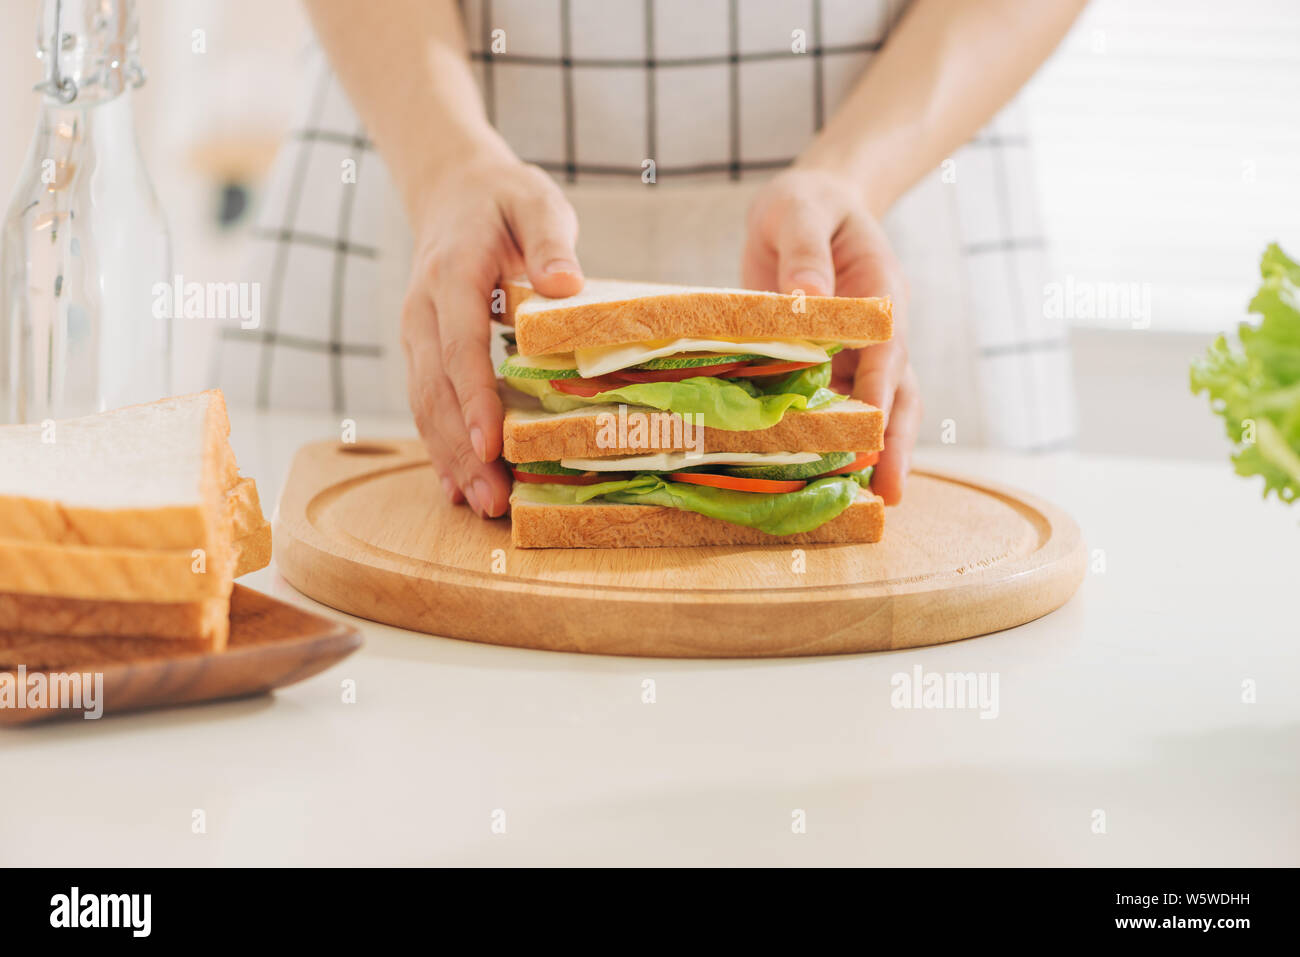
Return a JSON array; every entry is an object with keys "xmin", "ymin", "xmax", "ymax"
[{"xmin": 1023, "ymin": 0, "xmax": 1300, "ymax": 332}]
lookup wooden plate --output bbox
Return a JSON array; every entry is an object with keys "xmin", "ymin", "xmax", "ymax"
[
  {"xmin": 0, "ymin": 585, "xmax": 361, "ymax": 725},
  {"xmin": 274, "ymin": 440, "xmax": 1086, "ymax": 658}
]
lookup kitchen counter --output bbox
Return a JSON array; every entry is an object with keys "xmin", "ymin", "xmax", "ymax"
[{"xmin": 3, "ymin": 407, "xmax": 1297, "ymax": 866}]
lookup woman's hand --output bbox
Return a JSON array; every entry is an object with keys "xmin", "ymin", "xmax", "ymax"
[
  {"xmin": 401, "ymin": 151, "xmax": 583, "ymax": 516},
  {"xmin": 742, "ymin": 167, "xmax": 919, "ymax": 505}
]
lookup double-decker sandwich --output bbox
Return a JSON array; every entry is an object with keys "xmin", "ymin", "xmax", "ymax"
[{"xmin": 497, "ymin": 279, "xmax": 892, "ymax": 548}]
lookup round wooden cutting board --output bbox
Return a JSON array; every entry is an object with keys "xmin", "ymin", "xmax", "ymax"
[{"xmin": 274, "ymin": 440, "xmax": 1086, "ymax": 658}]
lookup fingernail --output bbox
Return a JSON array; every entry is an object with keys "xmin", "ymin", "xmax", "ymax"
[
  {"xmin": 470, "ymin": 427, "xmax": 487, "ymax": 462},
  {"xmin": 790, "ymin": 271, "xmax": 830, "ymax": 296},
  {"xmin": 543, "ymin": 259, "xmax": 579, "ymax": 276},
  {"xmin": 441, "ymin": 476, "xmax": 457, "ymax": 503},
  {"xmin": 472, "ymin": 478, "xmax": 494, "ymax": 516}
]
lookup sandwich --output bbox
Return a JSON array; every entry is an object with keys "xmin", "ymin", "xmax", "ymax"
[
  {"xmin": 498, "ymin": 279, "xmax": 892, "ymax": 548},
  {"xmin": 0, "ymin": 390, "xmax": 270, "ymax": 659}
]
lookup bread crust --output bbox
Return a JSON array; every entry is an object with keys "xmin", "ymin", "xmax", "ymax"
[
  {"xmin": 233, "ymin": 522, "xmax": 272, "ymax": 578},
  {"xmin": 0, "ymin": 523, "xmax": 269, "ymax": 645},
  {"xmin": 505, "ymin": 280, "xmax": 892, "ymax": 355},
  {"xmin": 0, "ymin": 515, "xmax": 266, "ymax": 605},
  {"xmin": 0, "ymin": 593, "xmax": 228, "ymax": 650},
  {"xmin": 0, "ymin": 621, "xmax": 227, "ymax": 667},
  {"xmin": 510, "ymin": 493, "xmax": 885, "ymax": 548},
  {"xmin": 504, "ymin": 400, "xmax": 883, "ymax": 462},
  {"xmin": 0, "ymin": 539, "xmax": 236, "ymax": 601},
  {"xmin": 227, "ymin": 477, "xmax": 264, "ymax": 540}
]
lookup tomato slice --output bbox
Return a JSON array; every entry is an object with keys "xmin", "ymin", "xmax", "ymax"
[
  {"xmin": 550, "ymin": 375, "xmax": 625, "ymax": 397},
  {"xmin": 554, "ymin": 360, "xmax": 818, "ymax": 389},
  {"xmin": 511, "ymin": 468, "xmax": 620, "ymax": 485},
  {"xmin": 727, "ymin": 360, "xmax": 820, "ymax": 377},
  {"xmin": 823, "ymin": 451, "xmax": 880, "ymax": 475},
  {"xmin": 610, "ymin": 362, "xmax": 747, "ymax": 383},
  {"xmin": 667, "ymin": 471, "xmax": 807, "ymax": 494}
]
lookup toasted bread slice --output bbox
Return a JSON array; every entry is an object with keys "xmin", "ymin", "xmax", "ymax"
[
  {"xmin": 0, "ymin": 522, "xmax": 271, "ymax": 645},
  {"xmin": 0, "ymin": 592, "xmax": 230, "ymax": 650},
  {"xmin": 0, "ymin": 405, "xmax": 271, "ymax": 604},
  {"xmin": 0, "ymin": 390, "xmax": 237, "ymax": 551},
  {"xmin": 0, "ymin": 626, "xmax": 230, "ymax": 669},
  {"xmin": 503, "ymin": 397, "xmax": 883, "ymax": 462},
  {"xmin": 0, "ymin": 499, "xmax": 262, "ymax": 604},
  {"xmin": 0, "ymin": 538, "xmax": 235, "ymax": 602},
  {"xmin": 504, "ymin": 278, "xmax": 892, "ymax": 356},
  {"xmin": 510, "ymin": 488, "xmax": 884, "ymax": 548}
]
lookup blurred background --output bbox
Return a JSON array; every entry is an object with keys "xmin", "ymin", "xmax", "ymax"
[{"xmin": 1, "ymin": 0, "xmax": 1296, "ymax": 459}]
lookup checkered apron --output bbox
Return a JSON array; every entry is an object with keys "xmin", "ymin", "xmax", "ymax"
[{"xmin": 217, "ymin": 0, "xmax": 1075, "ymax": 451}]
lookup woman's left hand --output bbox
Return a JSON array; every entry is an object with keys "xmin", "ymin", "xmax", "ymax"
[{"xmin": 742, "ymin": 167, "xmax": 920, "ymax": 505}]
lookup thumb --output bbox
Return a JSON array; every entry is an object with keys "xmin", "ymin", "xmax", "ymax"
[
  {"xmin": 775, "ymin": 205, "xmax": 837, "ymax": 297},
  {"xmin": 505, "ymin": 189, "xmax": 584, "ymax": 299}
]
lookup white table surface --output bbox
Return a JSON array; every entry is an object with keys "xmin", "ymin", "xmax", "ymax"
[{"xmin": 3, "ymin": 407, "xmax": 1297, "ymax": 866}]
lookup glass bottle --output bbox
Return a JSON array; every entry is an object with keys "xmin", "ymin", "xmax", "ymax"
[{"xmin": 1, "ymin": 0, "xmax": 171, "ymax": 424}]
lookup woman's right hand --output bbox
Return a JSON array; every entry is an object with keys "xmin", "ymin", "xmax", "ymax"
[{"xmin": 400, "ymin": 151, "xmax": 583, "ymax": 517}]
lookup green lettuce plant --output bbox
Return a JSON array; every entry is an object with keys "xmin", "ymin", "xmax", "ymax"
[{"xmin": 1191, "ymin": 243, "xmax": 1300, "ymax": 503}]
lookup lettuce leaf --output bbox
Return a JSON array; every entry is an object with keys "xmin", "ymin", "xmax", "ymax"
[
  {"xmin": 1191, "ymin": 243, "xmax": 1300, "ymax": 503},
  {"xmin": 513, "ymin": 472, "xmax": 866, "ymax": 536},
  {"xmin": 755, "ymin": 362, "xmax": 842, "ymax": 408},
  {"xmin": 505, "ymin": 361, "xmax": 843, "ymax": 431}
]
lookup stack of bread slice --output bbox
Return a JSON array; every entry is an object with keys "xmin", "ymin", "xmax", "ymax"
[{"xmin": 0, "ymin": 390, "xmax": 269, "ymax": 666}]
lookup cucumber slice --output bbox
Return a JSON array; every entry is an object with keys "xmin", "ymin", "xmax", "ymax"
[
  {"xmin": 635, "ymin": 345, "xmax": 843, "ymax": 371},
  {"xmin": 723, "ymin": 451, "xmax": 857, "ymax": 480},
  {"xmin": 510, "ymin": 460, "xmax": 584, "ymax": 475},
  {"xmin": 633, "ymin": 352, "xmax": 766, "ymax": 370},
  {"xmin": 498, "ymin": 354, "xmax": 581, "ymax": 379}
]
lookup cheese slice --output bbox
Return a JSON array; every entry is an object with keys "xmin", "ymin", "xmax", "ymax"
[
  {"xmin": 574, "ymin": 338, "xmax": 835, "ymax": 378},
  {"xmin": 561, "ymin": 451, "xmax": 821, "ymax": 472}
]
